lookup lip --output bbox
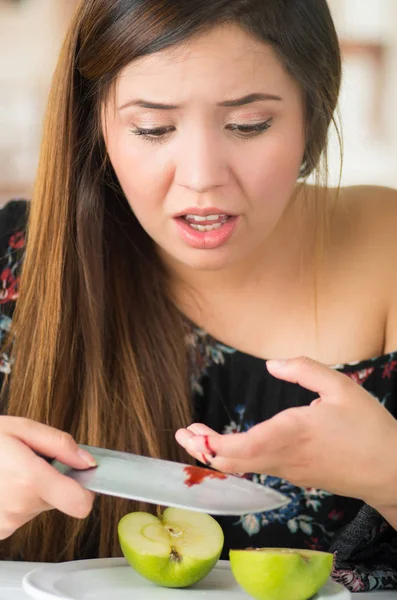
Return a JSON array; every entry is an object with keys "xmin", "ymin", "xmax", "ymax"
[
  {"xmin": 174, "ymin": 207, "xmax": 235, "ymax": 218},
  {"xmin": 173, "ymin": 215, "xmax": 239, "ymax": 249}
]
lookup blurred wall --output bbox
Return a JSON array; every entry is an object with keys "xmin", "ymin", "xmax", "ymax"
[
  {"xmin": 0, "ymin": 0, "xmax": 77, "ymax": 204},
  {"xmin": 327, "ymin": 0, "xmax": 397, "ymax": 187},
  {"xmin": 0, "ymin": 0, "xmax": 397, "ymax": 205}
]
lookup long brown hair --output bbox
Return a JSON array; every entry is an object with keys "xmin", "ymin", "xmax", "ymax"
[{"xmin": 1, "ymin": 0, "xmax": 341, "ymax": 562}]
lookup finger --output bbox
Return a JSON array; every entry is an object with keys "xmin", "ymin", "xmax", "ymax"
[
  {"xmin": 187, "ymin": 423, "xmax": 217, "ymax": 435},
  {"xmin": 184, "ymin": 437, "xmax": 283, "ymax": 477},
  {"xmin": 35, "ymin": 458, "xmax": 95, "ymax": 519},
  {"xmin": 174, "ymin": 432, "xmax": 245, "ymax": 472},
  {"xmin": 175, "ymin": 422, "xmax": 217, "ymax": 446},
  {"xmin": 197, "ymin": 453, "xmax": 249, "ymax": 475},
  {"xmin": 0, "ymin": 503, "xmax": 52, "ymax": 541},
  {"xmin": 179, "ymin": 423, "xmax": 268, "ymax": 460},
  {"xmin": 175, "ymin": 428, "xmax": 196, "ymax": 447},
  {"xmin": 181, "ymin": 406, "xmax": 309, "ymax": 460},
  {"xmin": 2, "ymin": 417, "xmax": 96, "ymax": 469},
  {"xmin": 266, "ymin": 356, "xmax": 350, "ymax": 399},
  {"xmin": 0, "ymin": 436, "xmax": 95, "ymax": 522}
]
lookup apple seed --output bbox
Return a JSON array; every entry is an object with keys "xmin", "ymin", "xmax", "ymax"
[{"xmin": 165, "ymin": 525, "xmax": 183, "ymax": 537}]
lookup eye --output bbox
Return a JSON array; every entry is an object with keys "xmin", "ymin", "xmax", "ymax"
[
  {"xmin": 128, "ymin": 126, "xmax": 175, "ymax": 144},
  {"xmin": 226, "ymin": 118, "xmax": 273, "ymax": 139}
]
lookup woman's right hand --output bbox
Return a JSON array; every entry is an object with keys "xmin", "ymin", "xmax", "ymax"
[{"xmin": 0, "ymin": 416, "xmax": 96, "ymax": 540}]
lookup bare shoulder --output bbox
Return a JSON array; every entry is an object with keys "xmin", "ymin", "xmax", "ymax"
[
  {"xmin": 329, "ymin": 184, "xmax": 397, "ymax": 352},
  {"xmin": 330, "ymin": 184, "xmax": 397, "ymax": 237}
]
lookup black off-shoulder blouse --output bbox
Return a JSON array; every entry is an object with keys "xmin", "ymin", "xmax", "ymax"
[{"xmin": 1, "ymin": 200, "xmax": 396, "ymax": 592}]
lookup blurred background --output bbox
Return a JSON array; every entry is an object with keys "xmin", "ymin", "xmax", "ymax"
[{"xmin": 0, "ymin": 0, "xmax": 397, "ymax": 205}]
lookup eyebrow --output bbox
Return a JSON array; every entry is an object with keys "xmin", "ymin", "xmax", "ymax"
[
  {"xmin": 118, "ymin": 93, "xmax": 282, "ymax": 111},
  {"xmin": 219, "ymin": 93, "xmax": 282, "ymax": 107}
]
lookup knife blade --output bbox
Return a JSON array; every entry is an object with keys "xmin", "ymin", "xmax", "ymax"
[{"xmin": 51, "ymin": 445, "xmax": 289, "ymax": 515}]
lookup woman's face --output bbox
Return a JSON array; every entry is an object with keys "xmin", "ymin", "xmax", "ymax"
[{"xmin": 103, "ymin": 24, "xmax": 305, "ymax": 272}]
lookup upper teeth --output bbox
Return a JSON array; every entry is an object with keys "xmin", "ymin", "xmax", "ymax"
[{"xmin": 185, "ymin": 214, "xmax": 226, "ymax": 222}]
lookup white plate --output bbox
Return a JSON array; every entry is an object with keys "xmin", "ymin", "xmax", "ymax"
[{"xmin": 23, "ymin": 558, "xmax": 351, "ymax": 600}]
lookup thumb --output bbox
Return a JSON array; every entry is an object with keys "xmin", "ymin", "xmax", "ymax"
[
  {"xmin": 266, "ymin": 356, "xmax": 347, "ymax": 399},
  {"xmin": 5, "ymin": 417, "xmax": 97, "ymax": 470}
]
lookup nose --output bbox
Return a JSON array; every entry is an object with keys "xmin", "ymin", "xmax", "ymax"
[{"xmin": 175, "ymin": 128, "xmax": 230, "ymax": 193}]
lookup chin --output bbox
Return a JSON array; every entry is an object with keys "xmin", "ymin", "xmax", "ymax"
[
  {"xmin": 157, "ymin": 237, "xmax": 249, "ymax": 274},
  {"xmin": 177, "ymin": 249, "xmax": 239, "ymax": 272}
]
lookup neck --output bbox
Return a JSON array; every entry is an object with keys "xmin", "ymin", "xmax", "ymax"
[{"xmin": 163, "ymin": 184, "xmax": 315, "ymax": 323}]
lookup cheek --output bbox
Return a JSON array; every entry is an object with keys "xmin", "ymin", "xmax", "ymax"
[
  {"xmin": 107, "ymin": 135, "xmax": 172, "ymax": 220},
  {"xmin": 239, "ymin": 128, "xmax": 305, "ymax": 208}
]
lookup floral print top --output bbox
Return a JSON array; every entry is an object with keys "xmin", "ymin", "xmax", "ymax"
[
  {"xmin": 0, "ymin": 200, "xmax": 27, "ymax": 378},
  {"xmin": 186, "ymin": 327, "xmax": 397, "ymax": 592},
  {"xmin": 1, "ymin": 200, "xmax": 397, "ymax": 592}
]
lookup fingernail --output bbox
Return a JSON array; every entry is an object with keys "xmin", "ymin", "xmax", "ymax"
[
  {"xmin": 266, "ymin": 359, "xmax": 288, "ymax": 370},
  {"xmin": 78, "ymin": 448, "xmax": 97, "ymax": 467}
]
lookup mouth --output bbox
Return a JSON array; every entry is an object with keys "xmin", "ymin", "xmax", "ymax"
[
  {"xmin": 178, "ymin": 213, "xmax": 231, "ymax": 232},
  {"xmin": 173, "ymin": 211, "xmax": 239, "ymax": 250}
]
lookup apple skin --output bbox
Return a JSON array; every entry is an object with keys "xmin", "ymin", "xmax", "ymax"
[
  {"xmin": 229, "ymin": 548, "xmax": 334, "ymax": 600},
  {"xmin": 118, "ymin": 508, "xmax": 224, "ymax": 588},
  {"xmin": 120, "ymin": 545, "xmax": 219, "ymax": 588}
]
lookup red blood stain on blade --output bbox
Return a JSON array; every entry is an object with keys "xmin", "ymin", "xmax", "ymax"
[{"xmin": 184, "ymin": 465, "xmax": 227, "ymax": 487}]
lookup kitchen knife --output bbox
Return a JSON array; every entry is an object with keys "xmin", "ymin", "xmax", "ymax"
[{"xmin": 51, "ymin": 445, "xmax": 289, "ymax": 516}]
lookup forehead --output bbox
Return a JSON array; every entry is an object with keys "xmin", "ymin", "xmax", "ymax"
[{"xmin": 113, "ymin": 24, "xmax": 299, "ymax": 105}]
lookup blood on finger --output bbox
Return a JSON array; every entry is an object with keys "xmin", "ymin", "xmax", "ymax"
[
  {"xmin": 204, "ymin": 435, "xmax": 217, "ymax": 458},
  {"xmin": 201, "ymin": 453, "xmax": 212, "ymax": 467}
]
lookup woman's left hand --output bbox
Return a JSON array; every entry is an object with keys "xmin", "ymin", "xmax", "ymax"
[{"xmin": 175, "ymin": 357, "xmax": 397, "ymax": 511}]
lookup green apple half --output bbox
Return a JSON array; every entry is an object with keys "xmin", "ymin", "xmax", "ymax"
[
  {"xmin": 229, "ymin": 548, "xmax": 334, "ymax": 600},
  {"xmin": 118, "ymin": 508, "xmax": 224, "ymax": 588}
]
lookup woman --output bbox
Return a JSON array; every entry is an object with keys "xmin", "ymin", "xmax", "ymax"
[{"xmin": 0, "ymin": 0, "xmax": 396, "ymax": 591}]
